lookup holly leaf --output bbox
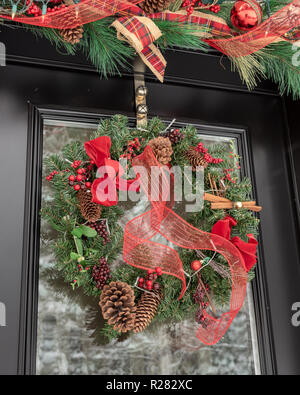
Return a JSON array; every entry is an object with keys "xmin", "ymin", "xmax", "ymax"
[
  {"xmin": 72, "ymin": 228, "xmax": 83, "ymax": 238},
  {"xmin": 80, "ymin": 225, "xmax": 97, "ymax": 238}
]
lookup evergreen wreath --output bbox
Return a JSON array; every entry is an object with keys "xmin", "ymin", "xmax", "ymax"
[{"xmin": 42, "ymin": 115, "xmax": 260, "ymax": 341}]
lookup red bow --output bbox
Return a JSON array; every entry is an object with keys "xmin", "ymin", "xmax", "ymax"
[
  {"xmin": 211, "ymin": 216, "xmax": 258, "ymax": 272},
  {"xmin": 84, "ymin": 136, "xmax": 139, "ymax": 206}
]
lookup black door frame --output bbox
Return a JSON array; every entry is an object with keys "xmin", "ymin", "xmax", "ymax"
[{"xmin": 18, "ymin": 104, "xmax": 276, "ymax": 375}]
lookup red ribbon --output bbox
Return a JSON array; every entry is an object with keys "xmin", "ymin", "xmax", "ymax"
[
  {"xmin": 211, "ymin": 216, "xmax": 258, "ymax": 272},
  {"xmin": 123, "ymin": 145, "xmax": 249, "ymax": 345},
  {"xmin": 0, "ymin": 0, "xmax": 143, "ymax": 29},
  {"xmin": 84, "ymin": 136, "xmax": 139, "ymax": 206}
]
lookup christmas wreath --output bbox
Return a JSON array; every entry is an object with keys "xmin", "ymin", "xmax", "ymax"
[
  {"xmin": 2, "ymin": 1, "xmax": 300, "ymax": 97},
  {"xmin": 43, "ymin": 115, "xmax": 261, "ymax": 343}
]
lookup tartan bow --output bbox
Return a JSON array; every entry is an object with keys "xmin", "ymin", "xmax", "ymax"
[{"xmin": 111, "ymin": 15, "xmax": 166, "ymax": 82}]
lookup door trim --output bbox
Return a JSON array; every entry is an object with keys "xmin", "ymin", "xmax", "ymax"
[{"xmin": 18, "ymin": 105, "xmax": 276, "ymax": 374}]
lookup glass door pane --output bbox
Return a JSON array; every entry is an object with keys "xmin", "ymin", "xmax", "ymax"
[{"xmin": 37, "ymin": 118, "xmax": 260, "ymax": 375}]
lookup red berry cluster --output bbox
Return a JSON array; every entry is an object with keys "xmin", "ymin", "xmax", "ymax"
[
  {"xmin": 45, "ymin": 170, "xmax": 59, "ymax": 181},
  {"xmin": 77, "ymin": 263, "xmax": 89, "ymax": 273},
  {"xmin": 71, "ymin": 160, "xmax": 82, "ymax": 169},
  {"xmin": 222, "ymin": 168, "xmax": 236, "ymax": 184},
  {"xmin": 120, "ymin": 138, "xmax": 142, "ymax": 161},
  {"xmin": 195, "ymin": 142, "xmax": 224, "ymax": 164},
  {"xmin": 88, "ymin": 220, "xmax": 110, "ymax": 245},
  {"xmin": 138, "ymin": 267, "xmax": 162, "ymax": 291},
  {"xmin": 26, "ymin": 1, "xmax": 42, "ymax": 16},
  {"xmin": 68, "ymin": 164, "xmax": 93, "ymax": 191},
  {"xmin": 182, "ymin": 0, "xmax": 201, "ymax": 16},
  {"xmin": 210, "ymin": 4, "xmax": 220, "ymax": 13},
  {"xmin": 92, "ymin": 257, "xmax": 111, "ymax": 290},
  {"xmin": 46, "ymin": 3, "xmax": 66, "ymax": 13},
  {"xmin": 69, "ymin": 168, "xmax": 91, "ymax": 191}
]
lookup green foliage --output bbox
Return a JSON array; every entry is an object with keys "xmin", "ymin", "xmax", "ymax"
[
  {"xmin": 156, "ymin": 20, "xmax": 209, "ymax": 51},
  {"xmin": 43, "ymin": 114, "xmax": 260, "ymax": 341},
  {"xmin": 18, "ymin": 0, "xmax": 300, "ymax": 98},
  {"xmin": 80, "ymin": 19, "xmax": 135, "ymax": 77}
]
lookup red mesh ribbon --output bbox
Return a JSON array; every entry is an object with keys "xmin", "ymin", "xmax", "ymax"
[
  {"xmin": 205, "ymin": 1, "xmax": 300, "ymax": 57},
  {"xmin": 0, "ymin": 0, "xmax": 143, "ymax": 29},
  {"xmin": 123, "ymin": 146, "xmax": 248, "ymax": 345}
]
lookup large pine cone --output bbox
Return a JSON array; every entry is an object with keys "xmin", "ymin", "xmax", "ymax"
[
  {"xmin": 100, "ymin": 281, "xmax": 136, "ymax": 333},
  {"xmin": 186, "ymin": 147, "xmax": 208, "ymax": 170},
  {"xmin": 148, "ymin": 137, "xmax": 173, "ymax": 166},
  {"xmin": 133, "ymin": 289, "xmax": 163, "ymax": 333},
  {"xmin": 59, "ymin": 25, "xmax": 84, "ymax": 44},
  {"xmin": 77, "ymin": 189, "xmax": 101, "ymax": 222},
  {"xmin": 140, "ymin": 0, "xmax": 173, "ymax": 13}
]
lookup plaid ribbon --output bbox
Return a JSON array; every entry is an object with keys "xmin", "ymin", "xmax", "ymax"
[
  {"xmin": 114, "ymin": 2, "xmax": 300, "ymax": 81},
  {"xmin": 112, "ymin": 6, "xmax": 231, "ymax": 82},
  {"xmin": 112, "ymin": 15, "xmax": 166, "ymax": 82}
]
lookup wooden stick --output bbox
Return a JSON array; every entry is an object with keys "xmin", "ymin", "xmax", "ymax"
[
  {"xmin": 208, "ymin": 173, "xmax": 214, "ymax": 195},
  {"xmin": 212, "ymin": 177, "xmax": 219, "ymax": 196}
]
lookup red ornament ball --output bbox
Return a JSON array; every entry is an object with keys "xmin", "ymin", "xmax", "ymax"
[
  {"xmin": 85, "ymin": 182, "xmax": 92, "ymax": 189},
  {"xmin": 230, "ymin": 0, "xmax": 262, "ymax": 31},
  {"xmin": 74, "ymin": 184, "xmax": 80, "ymax": 191},
  {"xmin": 191, "ymin": 260, "xmax": 202, "ymax": 271},
  {"xmin": 69, "ymin": 175, "xmax": 76, "ymax": 182}
]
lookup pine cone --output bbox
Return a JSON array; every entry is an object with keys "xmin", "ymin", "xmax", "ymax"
[
  {"xmin": 140, "ymin": 0, "xmax": 173, "ymax": 13},
  {"xmin": 77, "ymin": 189, "xmax": 101, "ymax": 222},
  {"xmin": 148, "ymin": 137, "xmax": 173, "ymax": 166},
  {"xmin": 133, "ymin": 289, "xmax": 163, "ymax": 333},
  {"xmin": 59, "ymin": 25, "xmax": 83, "ymax": 44},
  {"xmin": 186, "ymin": 147, "xmax": 208, "ymax": 170},
  {"xmin": 100, "ymin": 281, "xmax": 136, "ymax": 333}
]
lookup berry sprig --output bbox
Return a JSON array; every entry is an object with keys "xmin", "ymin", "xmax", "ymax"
[
  {"xmin": 92, "ymin": 257, "xmax": 111, "ymax": 290},
  {"xmin": 46, "ymin": 3, "xmax": 66, "ymax": 13},
  {"xmin": 210, "ymin": 4, "xmax": 220, "ymax": 13},
  {"xmin": 138, "ymin": 267, "xmax": 163, "ymax": 291},
  {"xmin": 221, "ymin": 150, "xmax": 241, "ymax": 185},
  {"xmin": 88, "ymin": 220, "xmax": 110, "ymax": 245},
  {"xmin": 195, "ymin": 142, "xmax": 224, "ymax": 164},
  {"xmin": 45, "ymin": 170, "xmax": 59, "ymax": 181},
  {"xmin": 68, "ymin": 165, "xmax": 92, "ymax": 192},
  {"xmin": 222, "ymin": 168, "xmax": 237, "ymax": 184},
  {"xmin": 26, "ymin": 0, "xmax": 42, "ymax": 16},
  {"xmin": 120, "ymin": 138, "xmax": 143, "ymax": 161},
  {"xmin": 182, "ymin": 0, "xmax": 200, "ymax": 16},
  {"xmin": 71, "ymin": 160, "xmax": 82, "ymax": 169}
]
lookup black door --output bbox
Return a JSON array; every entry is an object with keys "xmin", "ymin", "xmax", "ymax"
[{"xmin": 1, "ymin": 26, "xmax": 300, "ymax": 375}]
